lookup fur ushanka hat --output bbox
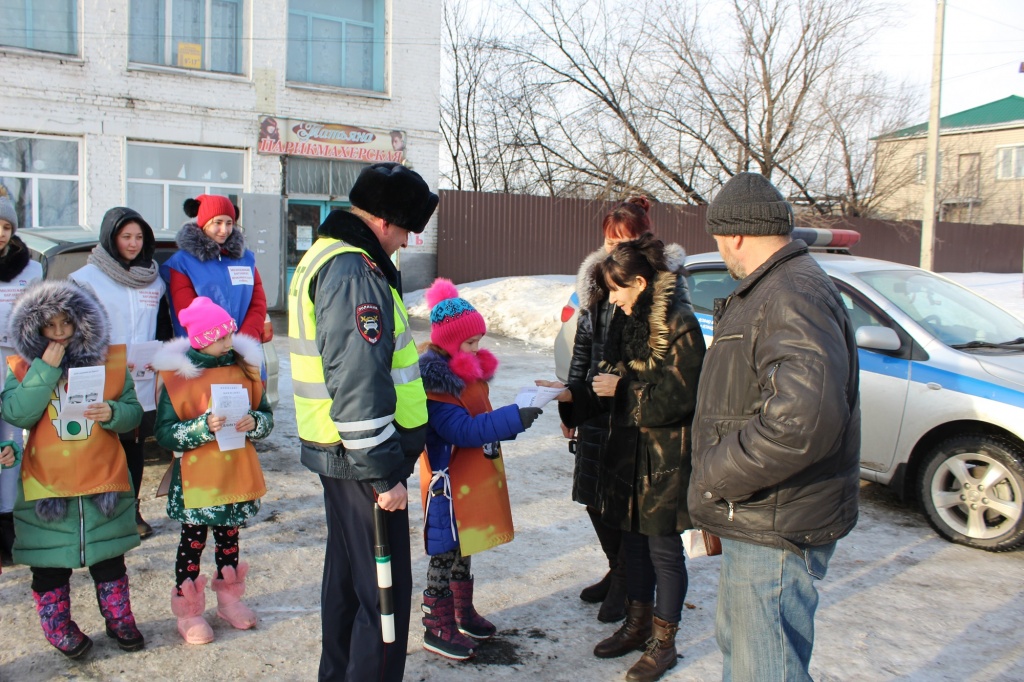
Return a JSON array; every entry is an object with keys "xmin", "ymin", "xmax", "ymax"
[{"xmin": 348, "ymin": 162, "xmax": 439, "ymax": 234}]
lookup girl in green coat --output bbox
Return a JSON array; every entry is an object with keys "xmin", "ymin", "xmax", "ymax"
[{"xmin": 1, "ymin": 280, "xmax": 145, "ymax": 659}]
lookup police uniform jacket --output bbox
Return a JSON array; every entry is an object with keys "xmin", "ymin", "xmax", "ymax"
[{"xmin": 292, "ymin": 211, "xmax": 426, "ymax": 494}]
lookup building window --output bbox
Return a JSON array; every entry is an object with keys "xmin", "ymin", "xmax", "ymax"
[
  {"xmin": 0, "ymin": 134, "xmax": 80, "ymax": 227},
  {"xmin": 130, "ymin": 0, "xmax": 243, "ymax": 74},
  {"xmin": 287, "ymin": 0, "xmax": 385, "ymax": 92},
  {"xmin": 996, "ymin": 146, "xmax": 1024, "ymax": 180},
  {"xmin": 286, "ymin": 158, "xmax": 364, "ymax": 196},
  {"xmin": 0, "ymin": 0, "xmax": 77, "ymax": 55},
  {"xmin": 914, "ymin": 152, "xmax": 942, "ymax": 184},
  {"xmin": 126, "ymin": 143, "xmax": 244, "ymax": 232}
]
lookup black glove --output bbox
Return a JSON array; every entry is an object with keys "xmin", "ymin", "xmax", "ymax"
[{"xmin": 519, "ymin": 407, "xmax": 542, "ymax": 429}]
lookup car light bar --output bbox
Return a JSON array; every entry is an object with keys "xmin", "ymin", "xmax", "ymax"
[{"xmin": 791, "ymin": 227, "xmax": 861, "ymax": 249}]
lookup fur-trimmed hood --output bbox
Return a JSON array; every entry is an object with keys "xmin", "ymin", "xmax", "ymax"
[
  {"xmin": 151, "ymin": 334, "xmax": 264, "ymax": 380},
  {"xmin": 577, "ymin": 242, "xmax": 687, "ymax": 310},
  {"xmin": 175, "ymin": 220, "xmax": 247, "ymax": 262},
  {"xmin": 419, "ymin": 347, "xmax": 498, "ymax": 398},
  {"xmin": 9, "ymin": 280, "xmax": 110, "ymax": 371}
]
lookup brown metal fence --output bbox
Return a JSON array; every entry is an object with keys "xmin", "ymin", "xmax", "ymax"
[{"xmin": 436, "ymin": 190, "xmax": 1024, "ymax": 283}]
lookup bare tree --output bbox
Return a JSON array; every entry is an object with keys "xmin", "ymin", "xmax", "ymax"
[{"xmin": 440, "ymin": 0, "xmax": 914, "ymax": 215}]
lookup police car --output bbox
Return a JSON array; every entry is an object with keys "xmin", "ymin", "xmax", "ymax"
[{"xmin": 554, "ymin": 228, "xmax": 1024, "ymax": 552}]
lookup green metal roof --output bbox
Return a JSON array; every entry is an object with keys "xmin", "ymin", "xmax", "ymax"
[{"xmin": 884, "ymin": 95, "xmax": 1024, "ymax": 138}]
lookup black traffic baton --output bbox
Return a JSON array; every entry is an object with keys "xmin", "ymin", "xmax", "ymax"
[{"xmin": 373, "ymin": 502, "xmax": 395, "ymax": 643}]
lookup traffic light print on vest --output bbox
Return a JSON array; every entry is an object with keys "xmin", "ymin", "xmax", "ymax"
[{"xmin": 356, "ymin": 302, "xmax": 383, "ymax": 345}]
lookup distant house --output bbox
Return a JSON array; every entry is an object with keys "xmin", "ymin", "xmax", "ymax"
[{"xmin": 873, "ymin": 95, "xmax": 1024, "ymax": 225}]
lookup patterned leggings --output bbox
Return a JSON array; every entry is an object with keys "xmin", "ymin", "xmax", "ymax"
[
  {"xmin": 175, "ymin": 523, "xmax": 239, "ymax": 592},
  {"xmin": 425, "ymin": 548, "xmax": 472, "ymax": 597}
]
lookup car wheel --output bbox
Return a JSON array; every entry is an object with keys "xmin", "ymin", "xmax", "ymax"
[{"xmin": 918, "ymin": 435, "xmax": 1024, "ymax": 552}]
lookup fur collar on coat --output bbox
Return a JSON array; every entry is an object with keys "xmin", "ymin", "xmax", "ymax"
[
  {"xmin": 576, "ymin": 242, "xmax": 687, "ymax": 311},
  {"xmin": 0, "ymin": 236, "xmax": 31, "ymax": 282},
  {"xmin": 9, "ymin": 280, "xmax": 110, "ymax": 372},
  {"xmin": 151, "ymin": 334, "xmax": 264, "ymax": 380},
  {"xmin": 419, "ymin": 347, "xmax": 498, "ymax": 398},
  {"xmin": 175, "ymin": 220, "xmax": 247, "ymax": 261},
  {"xmin": 603, "ymin": 270, "xmax": 678, "ymax": 374}
]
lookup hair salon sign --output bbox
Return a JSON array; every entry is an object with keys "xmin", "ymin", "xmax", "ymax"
[{"xmin": 257, "ymin": 116, "xmax": 406, "ymax": 163}]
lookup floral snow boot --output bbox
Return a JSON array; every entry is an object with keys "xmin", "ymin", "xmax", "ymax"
[
  {"xmin": 33, "ymin": 584, "xmax": 92, "ymax": 659},
  {"xmin": 210, "ymin": 562, "xmax": 257, "ymax": 629},
  {"xmin": 171, "ymin": 576, "xmax": 215, "ymax": 644},
  {"xmin": 422, "ymin": 591, "xmax": 476, "ymax": 660},
  {"xmin": 96, "ymin": 574, "xmax": 145, "ymax": 651},
  {"xmin": 450, "ymin": 577, "xmax": 496, "ymax": 640}
]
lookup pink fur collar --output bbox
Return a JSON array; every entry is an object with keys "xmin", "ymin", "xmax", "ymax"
[{"xmin": 448, "ymin": 348, "xmax": 498, "ymax": 384}]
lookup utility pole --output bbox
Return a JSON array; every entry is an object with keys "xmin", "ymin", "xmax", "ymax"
[{"xmin": 921, "ymin": 0, "xmax": 945, "ymax": 271}]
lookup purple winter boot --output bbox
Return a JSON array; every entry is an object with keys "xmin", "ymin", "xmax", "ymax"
[
  {"xmin": 421, "ymin": 591, "xmax": 476, "ymax": 660},
  {"xmin": 33, "ymin": 584, "xmax": 92, "ymax": 659},
  {"xmin": 96, "ymin": 574, "xmax": 145, "ymax": 651},
  {"xmin": 450, "ymin": 577, "xmax": 496, "ymax": 640}
]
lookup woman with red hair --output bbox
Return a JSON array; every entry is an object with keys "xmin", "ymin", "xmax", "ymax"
[{"xmin": 554, "ymin": 197, "xmax": 658, "ymax": 622}]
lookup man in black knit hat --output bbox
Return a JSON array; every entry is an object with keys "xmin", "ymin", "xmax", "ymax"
[
  {"xmin": 288, "ymin": 162, "xmax": 438, "ymax": 681},
  {"xmin": 688, "ymin": 172, "xmax": 860, "ymax": 682}
]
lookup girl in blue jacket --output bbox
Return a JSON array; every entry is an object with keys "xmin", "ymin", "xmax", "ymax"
[{"xmin": 417, "ymin": 279, "xmax": 541, "ymax": 661}]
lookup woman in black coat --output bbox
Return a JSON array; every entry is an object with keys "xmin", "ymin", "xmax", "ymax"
[
  {"xmin": 556, "ymin": 234, "xmax": 705, "ymax": 682},
  {"xmin": 560, "ymin": 197, "xmax": 654, "ymax": 622}
]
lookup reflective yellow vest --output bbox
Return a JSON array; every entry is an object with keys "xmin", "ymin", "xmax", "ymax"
[{"xmin": 288, "ymin": 237, "xmax": 427, "ymax": 446}]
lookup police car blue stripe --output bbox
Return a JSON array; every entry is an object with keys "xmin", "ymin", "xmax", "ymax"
[
  {"xmin": 859, "ymin": 350, "xmax": 1024, "ymax": 407},
  {"xmin": 857, "ymin": 349, "xmax": 911, "ymax": 380},
  {"xmin": 910, "ymin": 362, "xmax": 1024, "ymax": 409}
]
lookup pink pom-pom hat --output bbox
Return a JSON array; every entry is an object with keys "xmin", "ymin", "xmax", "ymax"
[{"xmin": 425, "ymin": 278, "xmax": 486, "ymax": 357}]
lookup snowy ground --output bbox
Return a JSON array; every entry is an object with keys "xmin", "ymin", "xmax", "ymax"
[{"xmin": 2, "ymin": 273, "xmax": 1024, "ymax": 681}]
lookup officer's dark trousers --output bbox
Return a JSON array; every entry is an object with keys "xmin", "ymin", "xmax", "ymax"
[{"xmin": 319, "ymin": 476, "xmax": 412, "ymax": 682}]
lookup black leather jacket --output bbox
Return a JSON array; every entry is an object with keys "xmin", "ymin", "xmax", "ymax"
[{"xmin": 688, "ymin": 240, "xmax": 860, "ymax": 552}]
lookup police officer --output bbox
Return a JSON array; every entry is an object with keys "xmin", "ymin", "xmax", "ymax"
[{"xmin": 288, "ymin": 163, "xmax": 438, "ymax": 681}]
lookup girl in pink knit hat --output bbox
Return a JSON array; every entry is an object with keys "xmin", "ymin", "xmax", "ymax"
[
  {"xmin": 416, "ymin": 279, "xmax": 542, "ymax": 661},
  {"xmin": 151, "ymin": 296, "xmax": 273, "ymax": 644}
]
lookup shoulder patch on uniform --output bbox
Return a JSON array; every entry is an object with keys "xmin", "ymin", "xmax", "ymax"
[
  {"xmin": 360, "ymin": 253, "xmax": 384, "ymax": 277},
  {"xmin": 356, "ymin": 303, "xmax": 383, "ymax": 345}
]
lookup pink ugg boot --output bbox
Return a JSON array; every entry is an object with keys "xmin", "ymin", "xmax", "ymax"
[
  {"xmin": 210, "ymin": 562, "xmax": 257, "ymax": 629},
  {"xmin": 171, "ymin": 576, "xmax": 214, "ymax": 644}
]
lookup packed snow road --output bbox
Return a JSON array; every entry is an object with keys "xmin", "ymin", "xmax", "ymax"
[{"xmin": 1, "ymin": 316, "xmax": 1023, "ymax": 681}]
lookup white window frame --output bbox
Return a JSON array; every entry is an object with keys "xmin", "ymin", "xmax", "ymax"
[
  {"xmin": 914, "ymin": 151, "xmax": 943, "ymax": 184},
  {"xmin": 995, "ymin": 145, "xmax": 1024, "ymax": 180},
  {"xmin": 286, "ymin": 0, "xmax": 387, "ymax": 93},
  {"xmin": 0, "ymin": 0, "xmax": 79, "ymax": 56},
  {"xmin": 0, "ymin": 132, "xmax": 83, "ymax": 227},
  {"xmin": 129, "ymin": 0, "xmax": 245, "ymax": 75},
  {"xmin": 126, "ymin": 141, "xmax": 246, "ymax": 232}
]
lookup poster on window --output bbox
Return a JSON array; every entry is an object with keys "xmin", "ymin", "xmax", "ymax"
[{"xmin": 257, "ymin": 116, "xmax": 406, "ymax": 164}]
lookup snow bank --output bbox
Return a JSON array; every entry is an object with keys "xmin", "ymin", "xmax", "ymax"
[
  {"xmin": 406, "ymin": 275, "xmax": 575, "ymax": 347},
  {"xmin": 407, "ymin": 272, "xmax": 1024, "ymax": 349}
]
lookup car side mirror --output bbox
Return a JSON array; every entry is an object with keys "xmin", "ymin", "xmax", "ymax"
[{"xmin": 856, "ymin": 326, "xmax": 901, "ymax": 352}]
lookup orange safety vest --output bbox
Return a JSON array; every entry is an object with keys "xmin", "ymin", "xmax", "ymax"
[
  {"xmin": 10, "ymin": 345, "xmax": 130, "ymax": 502},
  {"xmin": 419, "ymin": 380, "xmax": 514, "ymax": 557},
  {"xmin": 160, "ymin": 365, "xmax": 266, "ymax": 509}
]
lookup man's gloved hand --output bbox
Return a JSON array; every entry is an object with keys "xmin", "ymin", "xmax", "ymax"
[{"xmin": 519, "ymin": 407, "xmax": 542, "ymax": 429}]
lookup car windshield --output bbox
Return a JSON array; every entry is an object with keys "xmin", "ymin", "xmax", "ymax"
[{"xmin": 858, "ymin": 269, "xmax": 1024, "ymax": 348}]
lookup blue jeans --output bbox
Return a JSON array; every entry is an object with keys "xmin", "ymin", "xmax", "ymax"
[{"xmin": 716, "ymin": 538, "xmax": 836, "ymax": 682}]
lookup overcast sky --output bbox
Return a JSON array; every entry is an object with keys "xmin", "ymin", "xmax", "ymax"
[{"xmin": 873, "ymin": 0, "xmax": 1024, "ymax": 118}]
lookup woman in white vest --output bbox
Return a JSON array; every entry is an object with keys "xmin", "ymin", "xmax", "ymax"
[
  {"xmin": 70, "ymin": 206, "xmax": 173, "ymax": 539},
  {"xmin": 0, "ymin": 190, "xmax": 43, "ymax": 565}
]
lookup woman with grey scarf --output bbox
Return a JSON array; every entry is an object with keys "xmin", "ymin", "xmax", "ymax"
[{"xmin": 70, "ymin": 207, "xmax": 173, "ymax": 539}]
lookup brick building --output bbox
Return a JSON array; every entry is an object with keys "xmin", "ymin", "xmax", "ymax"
[{"xmin": 0, "ymin": 0, "xmax": 442, "ymax": 299}]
